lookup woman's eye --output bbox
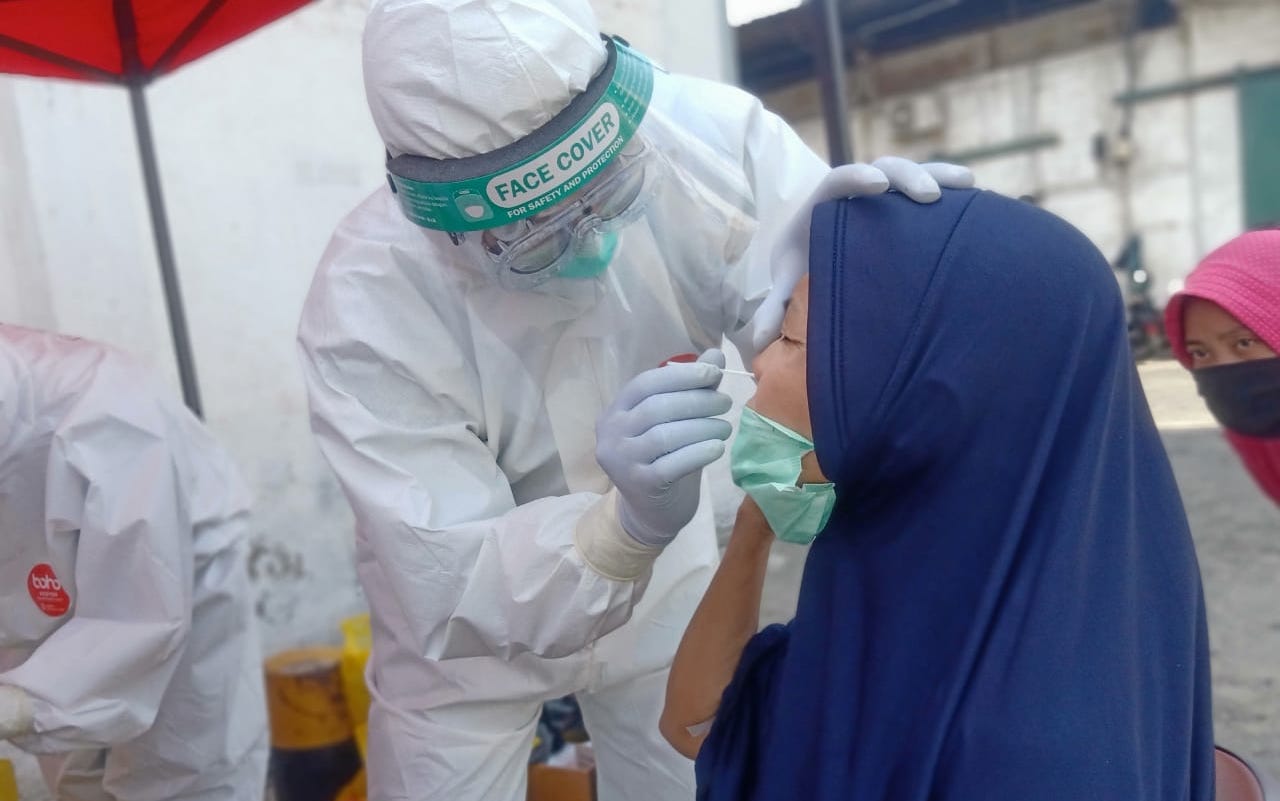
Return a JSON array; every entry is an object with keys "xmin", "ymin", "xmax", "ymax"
[
  {"xmin": 1189, "ymin": 348, "xmax": 1209, "ymax": 361},
  {"xmin": 1235, "ymin": 338, "xmax": 1256, "ymax": 350}
]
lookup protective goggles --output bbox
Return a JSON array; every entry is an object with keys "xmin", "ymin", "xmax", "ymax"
[
  {"xmin": 474, "ymin": 135, "xmax": 660, "ymax": 280},
  {"xmin": 384, "ymin": 36, "xmax": 654, "ymax": 235}
]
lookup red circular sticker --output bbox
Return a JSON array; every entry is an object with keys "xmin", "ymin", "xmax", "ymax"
[{"xmin": 27, "ymin": 563, "xmax": 70, "ymax": 617}]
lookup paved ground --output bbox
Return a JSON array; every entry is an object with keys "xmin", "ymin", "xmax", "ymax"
[
  {"xmin": 3, "ymin": 361, "xmax": 1276, "ymax": 797},
  {"xmin": 1144, "ymin": 361, "xmax": 1280, "ymax": 778},
  {"xmin": 755, "ymin": 360, "xmax": 1280, "ymax": 779}
]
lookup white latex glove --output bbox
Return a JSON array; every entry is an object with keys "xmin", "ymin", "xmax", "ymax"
[
  {"xmin": 595, "ymin": 349, "xmax": 731, "ymax": 548},
  {"xmin": 0, "ymin": 685, "xmax": 33, "ymax": 740},
  {"xmin": 749, "ymin": 158, "xmax": 975, "ymax": 355},
  {"xmin": 872, "ymin": 157, "xmax": 975, "ymax": 204}
]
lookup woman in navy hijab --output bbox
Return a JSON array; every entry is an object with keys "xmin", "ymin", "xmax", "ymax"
[{"xmin": 661, "ymin": 189, "xmax": 1214, "ymax": 800}]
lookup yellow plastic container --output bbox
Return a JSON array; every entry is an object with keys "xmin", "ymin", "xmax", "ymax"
[
  {"xmin": 336, "ymin": 613, "xmax": 374, "ymax": 800},
  {"xmin": 353, "ymin": 722, "xmax": 368, "ymax": 759},
  {"xmin": 264, "ymin": 647, "xmax": 362, "ymax": 801},
  {"xmin": 336, "ymin": 766, "xmax": 366, "ymax": 801},
  {"xmin": 0, "ymin": 758, "xmax": 17, "ymax": 801},
  {"xmin": 339, "ymin": 613, "xmax": 372, "ymax": 750},
  {"xmin": 264, "ymin": 647, "xmax": 354, "ymax": 751}
]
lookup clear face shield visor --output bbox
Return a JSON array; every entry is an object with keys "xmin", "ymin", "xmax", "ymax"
[
  {"xmin": 473, "ymin": 135, "xmax": 660, "ymax": 281},
  {"xmin": 385, "ymin": 36, "xmax": 757, "ymax": 290},
  {"xmin": 384, "ymin": 38, "xmax": 662, "ymax": 286}
]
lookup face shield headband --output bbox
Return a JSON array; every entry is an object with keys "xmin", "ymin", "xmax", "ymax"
[{"xmin": 384, "ymin": 37, "xmax": 654, "ymax": 233}]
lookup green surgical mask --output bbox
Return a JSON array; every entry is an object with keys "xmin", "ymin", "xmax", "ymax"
[
  {"xmin": 556, "ymin": 229, "xmax": 620, "ymax": 279},
  {"xmin": 730, "ymin": 407, "xmax": 836, "ymax": 545}
]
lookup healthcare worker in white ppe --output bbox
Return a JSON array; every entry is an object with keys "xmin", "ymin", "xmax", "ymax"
[
  {"xmin": 298, "ymin": 1, "xmax": 973, "ymax": 799},
  {"xmin": 0, "ymin": 325, "xmax": 268, "ymax": 800}
]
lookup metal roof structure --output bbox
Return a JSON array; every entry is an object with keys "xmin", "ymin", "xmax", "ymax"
[{"xmin": 737, "ymin": 0, "xmax": 1178, "ymax": 94}]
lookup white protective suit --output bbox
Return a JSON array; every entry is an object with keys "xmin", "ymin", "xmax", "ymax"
[
  {"xmin": 0, "ymin": 326, "xmax": 268, "ymax": 801},
  {"xmin": 298, "ymin": 47, "xmax": 831, "ymax": 799}
]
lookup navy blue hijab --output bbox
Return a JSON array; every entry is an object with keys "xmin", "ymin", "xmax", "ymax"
[{"xmin": 696, "ymin": 190, "xmax": 1213, "ymax": 800}]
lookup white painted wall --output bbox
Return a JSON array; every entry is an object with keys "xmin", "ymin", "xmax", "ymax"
[
  {"xmin": 769, "ymin": 0, "xmax": 1280, "ymax": 305},
  {"xmin": 1, "ymin": 0, "xmax": 380, "ymax": 652},
  {"xmin": 0, "ymin": 0, "xmax": 730, "ymax": 795}
]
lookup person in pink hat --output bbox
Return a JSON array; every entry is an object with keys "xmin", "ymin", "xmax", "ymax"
[{"xmin": 1164, "ymin": 229, "xmax": 1280, "ymax": 505}]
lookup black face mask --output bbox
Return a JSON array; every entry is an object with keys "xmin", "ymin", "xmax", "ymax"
[{"xmin": 1192, "ymin": 357, "xmax": 1280, "ymax": 438}]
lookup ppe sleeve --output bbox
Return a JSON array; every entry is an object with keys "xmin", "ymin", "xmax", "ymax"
[
  {"xmin": 1, "ymin": 377, "xmax": 193, "ymax": 753},
  {"xmin": 0, "ymin": 686, "xmax": 32, "ymax": 739},
  {"xmin": 716, "ymin": 91, "xmax": 830, "ymax": 354},
  {"xmin": 297, "ymin": 218, "xmax": 652, "ymax": 662}
]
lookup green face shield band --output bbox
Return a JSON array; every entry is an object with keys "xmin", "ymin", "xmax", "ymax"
[
  {"xmin": 384, "ymin": 37, "xmax": 654, "ymax": 234},
  {"xmin": 730, "ymin": 407, "xmax": 836, "ymax": 546}
]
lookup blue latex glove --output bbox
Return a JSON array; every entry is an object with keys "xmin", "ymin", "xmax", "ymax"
[
  {"xmin": 750, "ymin": 158, "xmax": 975, "ymax": 355},
  {"xmin": 595, "ymin": 349, "xmax": 731, "ymax": 548}
]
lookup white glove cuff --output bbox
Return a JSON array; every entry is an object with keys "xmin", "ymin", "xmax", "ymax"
[
  {"xmin": 0, "ymin": 685, "xmax": 33, "ymax": 739},
  {"xmin": 574, "ymin": 490, "xmax": 663, "ymax": 581}
]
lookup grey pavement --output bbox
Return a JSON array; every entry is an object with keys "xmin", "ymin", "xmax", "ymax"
[{"xmin": 1147, "ymin": 361, "xmax": 1280, "ymax": 778}]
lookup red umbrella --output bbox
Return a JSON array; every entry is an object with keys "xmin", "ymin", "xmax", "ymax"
[{"xmin": 0, "ymin": 0, "xmax": 315, "ymax": 416}]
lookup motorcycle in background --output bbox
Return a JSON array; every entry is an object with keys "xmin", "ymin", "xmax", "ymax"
[{"xmin": 1113, "ymin": 234, "xmax": 1170, "ymax": 361}]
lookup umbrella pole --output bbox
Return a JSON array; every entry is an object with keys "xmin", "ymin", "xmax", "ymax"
[{"xmin": 127, "ymin": 82, "xmax": 204, "ymax": 418}]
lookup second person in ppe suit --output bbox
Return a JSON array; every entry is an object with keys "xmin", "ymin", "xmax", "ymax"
[
  {"xmin": 0, "ymin": 324, "xmax": 268, "ymax": 800},
  {"xmin": 297, "ymin": 1, "xmax": 974, "ymax": 799}
]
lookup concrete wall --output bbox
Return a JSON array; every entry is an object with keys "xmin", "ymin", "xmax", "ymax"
[
  {"xmin": 763, "ymin": 0, "xmax": 1280, "ymax": 305},
  {"xmin": 0, "ymin": 0, "xmax": 731, "ymax": 795},
  {"xmin": 1, "ymin": 0, "xmax": 381, "ymax": 656}
]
